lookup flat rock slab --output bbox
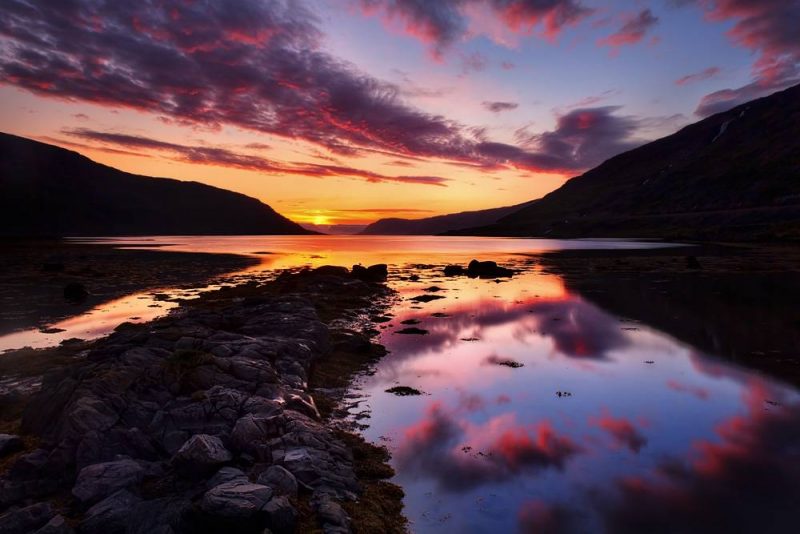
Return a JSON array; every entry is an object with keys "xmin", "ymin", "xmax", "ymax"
[
  {"xmin": 200, "ymin": 480, "xmax": 273, "ymax": 519},
  {"xmin": 72, "ymin": 459, "xmax": 145, "ymax": 504}
]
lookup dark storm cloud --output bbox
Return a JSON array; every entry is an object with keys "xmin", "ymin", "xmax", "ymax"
[
  {"xmin": 507, "ymin": 106, "xmax": 641, "ymax": 172},
  {"xmin": 0, "ymin": 0, "xmax": 641, "ymax": 176},
  {"xmin": 63, "ymin": 128, "xmax": 449, "ymax": 186}
]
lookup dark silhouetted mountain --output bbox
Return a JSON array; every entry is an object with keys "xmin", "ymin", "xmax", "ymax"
[
  {"xmin": 360, "ymin": 201, "xmax": 536, "ymax": 235},
  {"xmin": 455, "ymin": 84, "xmax": 800, "ymax": 241},
  {"xmin": 0, "ymin": 133, "xmax": 313, "ymax": 237}
]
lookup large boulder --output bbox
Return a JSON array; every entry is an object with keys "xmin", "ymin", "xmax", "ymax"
[
  {"xmin": 0, "ymin": 502, "xmax": 55, "ymax": 534},
  {"xmin": 33, "ymin": 515, "xmax": 74, "ymax": 534},
  {"xmin": 263, "ymin": 495, "xmax": 298, "ymax": 534},
  {"xmin": 72, "ymin": 459, "xmax": 145, "ymax": 504},
  {"xmin": 200, "ymin": 480, "xmax": 273, "ymax": 519},
  {"xmin": 256, "ymin": 465, "xmax": 298, "ymax": 497},
  {"xmin": 79, "ymin": 490, "xmax": 141, "ymax": 533},
  {"xmin": 467, "ymin": 259, "xmax": 514, "ymax": 279},
  {"xmin": 172, "ymin": 434, "xmax": 232, "ymax": 475}
]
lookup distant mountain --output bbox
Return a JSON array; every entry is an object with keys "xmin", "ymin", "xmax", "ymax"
[
  {"xmin": 360, "ymin": 201, "xmax": 536, "ymax": 235},
  {"xmin": 456, "ymin": 84, "xmax": 800, "ymax": 241},
  {"xmin": 301, "ymin": 223, "xmax": 367, "ymax": 235},
  {"xmin": 0, "ymin": 133, "xmax": 312, "ymax": 237}
]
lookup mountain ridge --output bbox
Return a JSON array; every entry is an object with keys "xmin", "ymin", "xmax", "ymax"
[
  {"xmin": 451, "ymin": 83, "xmax": 800, "ymax": 241},
  {"xmin": 359, "ymin": 200, "xmax": 537, "ymax": 235},
  {"xmin": 0, "ymin": 133, "xmax": 313, "ymax": 237}
]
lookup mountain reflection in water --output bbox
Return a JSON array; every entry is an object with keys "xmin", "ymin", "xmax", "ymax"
[
  {"xmin": 354, "ymin": 261, "xmax": 800, "ymax": 534},
  {"xmin": 4, "ymin": 236, "xmax": 796, "ymax": 533}
]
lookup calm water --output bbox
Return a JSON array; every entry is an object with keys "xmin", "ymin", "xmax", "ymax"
[{"xmin": 3, "ymin": 236, "xmax": 798, "ymax": 533}]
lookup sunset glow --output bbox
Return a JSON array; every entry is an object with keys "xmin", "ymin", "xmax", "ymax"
[{"xmin": 1, "ymin": 0, "xmax": 797, "ymax": 227}]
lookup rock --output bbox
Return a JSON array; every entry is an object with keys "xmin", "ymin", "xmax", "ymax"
[
  {"xmin": 33, "ymin": 515, "xmax": 74, "ymax": 534},
  {"xmin": 0, "ymin": 502, "xmax": 55, "ymax": 534},
  {"xmin": 79, "ymin": 489, "xmax": 141, "ymax": 533},
  {"xmin": 263, "ymin": 496, "xmax": 297, "ymax": 534},
  {"xmin": 172, "ymin": 434, "xmax": 232, "ymax": 475},
  {"xmin": 207, "ymin": 466, "xmax": 247, "ymax": 490},
  {"xmin": 333, "ymin": 331, "xmax": 372, "ymax": 354},
  {"xmin": 467, "ymin": 259, "xmax": 514, "ymax": 279},
  {"xmin": 72, "ymin": 459, "xmax": 145, "ymax": 504},
  {"xmin": 63, "ymin": 282, "xmax": 89, "ymax": 303},
  {"xmin": 366, "ymin": 264, "xmax": 388, "ymax": 280},
  {"xmin": 409, "ymin": 294, "xmax": 445, "ymax": 303},
  {"xmin": 0, "ymin": 434, "xmax": 23, "ymax": 457},
  {"xmin": 443, "ymin": 265, "xmax": 465, "ymax": 277},
  {"xmin": 284, "ymin": 393, "xmax": 320, "ymax": 420},
  {"xmin": 313, "ymin": 266, "xmax": 350, "ymax": 277},
  {"xmin": 350, "ymin": 264, "xmax": 368, "ymax": 280},
  {"xmin": 395, "ymin": 327, "xmax": 428, "ymax": 335},
  {"xmin": 200, "ymin": 480, "xmax": 273, "ymax": 519},
  {"xmin": 315, "ymin": 497, "xmax": 351, "ymax": 532},
  {"xmin": 686, "ymin": 255, "xmax": 702, "ymax": 269},
  {"xmin": 351, "ymin": 264, "xmax": 387, "ymax": 282},
  {"xmin": 256, "ymin": 466, "xmax": 298, "ymax": 497},
  {"xmin": 126, "ymin": 497, "xmax": 192, "ymax": 534}
]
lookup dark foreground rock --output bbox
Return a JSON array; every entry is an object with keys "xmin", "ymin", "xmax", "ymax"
[
  {"xmin": 0, "ymin": 267, "xmax": 406, "ymax": 533},
  {"xmin": 443, "ymin": 259, "xmax": 514, "ymax": 279}
]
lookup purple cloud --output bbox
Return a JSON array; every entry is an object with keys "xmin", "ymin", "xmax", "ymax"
[
  {"xmin": 673, "ymin": 0, "xmax": 800, "ymax": 116},
  {"xmin": 675, "ymin": 66, "xmax": 721, "ymax": 86},
  {"xmin": 62, "ymin": 128, "xmax": 450, "ymax": 186},
  {"xmin": 359, "ymin": 0, "xmax": 593, "ymax": 55},
  {"xmin": 0, "ymin": 0, "xmax": 644, "ymax": 177},
  {"xmin": 482, "ymin": 101, "xmax": 520, "ymax": 113},
  {"xmin": 598, "ymin": 9, "xmax": 659, "ymax": 49}
]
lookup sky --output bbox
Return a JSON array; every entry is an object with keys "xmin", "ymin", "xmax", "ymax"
[{"xmin": 0, "ymin": 0, "xmax": 798, "ymax": 227}]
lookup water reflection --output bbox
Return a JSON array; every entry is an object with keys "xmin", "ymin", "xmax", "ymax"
[
  {"xmin": 355, "ymin": 267, "xmax": 800, "ymax": 533},
  {"xmin": 2, "ymin": 236, "xmax": 796, "ymax": 533}
]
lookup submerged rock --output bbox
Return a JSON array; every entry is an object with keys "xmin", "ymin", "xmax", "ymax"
[
  {"xmin": 385, "ymin": 386, "xmax": 422, "ymax": 396},
  {"xmin": 396, "ymin": 327, "xmax": 429, "ymax": 335}
]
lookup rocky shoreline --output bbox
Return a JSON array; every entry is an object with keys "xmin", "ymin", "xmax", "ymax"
[{"xmin": 0, "ymin": 266, "xmax": 406, "ymax": 533}]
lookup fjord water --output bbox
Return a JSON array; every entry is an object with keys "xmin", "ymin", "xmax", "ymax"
[{"xmin": 4, "ymin": 236, "xmax": 799, "ymax": 532}]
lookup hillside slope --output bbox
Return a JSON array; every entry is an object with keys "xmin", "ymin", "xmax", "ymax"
[
  {"xmin": 0, "ymin": 133, "xmax": 312, "ymax": 237},
  {"xmin": 458, "ymin": 84, "xmax": 800, "ymax": 241},
  {"xmin": 360, "ymin": 201, "xmax": 536, "ymax": 235}
]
